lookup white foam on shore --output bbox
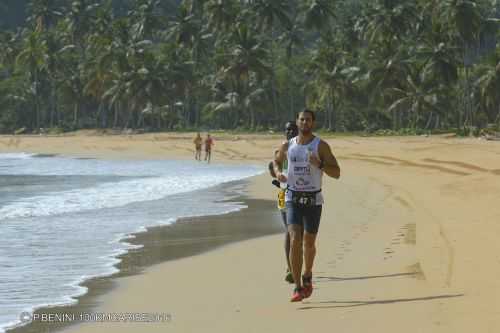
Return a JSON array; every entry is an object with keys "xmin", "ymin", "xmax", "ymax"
[
  {"xmin": 0, "ymin": 155, "xmax": 263, "ymax": 333},
  {"xmin": 0, "ymin": 153, "xmax": 36, "ymax": 160}
]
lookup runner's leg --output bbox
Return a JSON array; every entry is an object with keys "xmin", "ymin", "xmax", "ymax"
[{"xmin": 303, "ymin": 205, "xmax": 322, "ymax": 276}]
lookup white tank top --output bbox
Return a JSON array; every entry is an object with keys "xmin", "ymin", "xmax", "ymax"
[{"xmin": 285, "ymin": 136, "xmax": 324, "ymax": 204}]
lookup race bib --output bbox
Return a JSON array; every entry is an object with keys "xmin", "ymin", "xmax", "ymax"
[{"xmin": 291, "ymin": 190, "xmax": 317, "ymax": 208}]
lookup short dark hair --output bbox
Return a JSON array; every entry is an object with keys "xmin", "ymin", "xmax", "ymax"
[
  {"xmin": 285, "ymin": 121, "xmax": 297, "ymax": 130},
  {"xmin": 296, "ymin": 109, "xmax": 315, "ymax": 121}
]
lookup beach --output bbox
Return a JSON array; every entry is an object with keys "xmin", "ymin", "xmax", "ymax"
[{"xmin": 2, "ymin": 132, "xmax": 500, "ymax": 332}]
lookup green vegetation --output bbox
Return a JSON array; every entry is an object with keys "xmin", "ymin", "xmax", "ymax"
[{"xmin": 0, "ymin": 0, "xmax": 499, "ymax": 134}]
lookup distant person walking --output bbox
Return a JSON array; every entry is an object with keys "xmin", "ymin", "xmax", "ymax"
[
  {"xmin": 273, "ymin": 109, "xmax": 341, "ymax": 302},
  {"xmin": 193, "ymin": 133, "xmax": 203, "ymax": 161},
  {"xmin": 268, "ymin": 121, "xmax": 298, "ymax": 284},
  {"xmin": 204, "ymin": 134, "xmax": 214, "ymax": 163}
]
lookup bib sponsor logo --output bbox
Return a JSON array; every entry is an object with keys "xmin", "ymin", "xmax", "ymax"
[
  {"xmin": 295, "ymin": 177, "xmax": 310, "ymax": 186},
  {"xmin": 294, "ymin": 165, "xmax": 311, "ymax": 174}
]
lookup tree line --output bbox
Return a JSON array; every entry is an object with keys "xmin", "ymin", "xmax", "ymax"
[{"xmin": 0, "ymin": 0, "xmax": 499, "ymax": 134}]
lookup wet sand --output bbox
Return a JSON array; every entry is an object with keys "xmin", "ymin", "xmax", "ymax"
[
  {"xmin": 7, "ymin": 190, "xmax": 284, "ymax": 333},
  {"xmin": 2, "ymin": 132, "xmax": 500, "ymax": 332}
]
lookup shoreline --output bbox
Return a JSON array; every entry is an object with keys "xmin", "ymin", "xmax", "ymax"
[
  {"xmin": 2, "ymin": 134, "xmax": 500, "ymax": 332},
  {"xmin": 6, "ymin": 180, "xmax": 284, "ymax": 333}
]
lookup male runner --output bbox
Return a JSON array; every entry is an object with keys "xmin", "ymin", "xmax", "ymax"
[{"xmin": 273, "ymin": 109, "xmax": 340, "ymax": 302}]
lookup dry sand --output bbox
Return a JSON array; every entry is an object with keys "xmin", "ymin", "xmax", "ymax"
[{"xmin": 2, "ymin": 132, "xmax": 500, "ymax": 332}]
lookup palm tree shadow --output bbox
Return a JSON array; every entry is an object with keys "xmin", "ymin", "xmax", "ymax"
[{"xmin": 298, "ymin": 294, "xmax": 464, "ymax": 310}]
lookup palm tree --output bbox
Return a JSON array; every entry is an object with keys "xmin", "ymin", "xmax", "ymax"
[
  {"xmin": 0, "ymin": 31, "xmax": 18, "ymax": 73},
  {"xmin": 27, "ymin": 0, "xmax": 63, "ymax": 32},
  {"xmin": 364, "ymin": 48, "xmax": 412, "ymax": 129},
  {"xmin": 223, "ymin": 23, "xmax": 271, "ymax": 128},
  {"xmin": 128, "ymin": 0, "xmax": 165, "ymax": 42},
  {"xmin": 434, "ymin": 0, "xmax": 482, "ymax": 129},
  {"xmin": 124, "ymin": 49, "xmax": 170, "ymax": 128},
  {"xmin": 437, "ymin": 0, "xmax": 482, "ymax": 44},
  {"xmin": 357, "ymin": 0, "xmax": 417, "ymax": 54},
  {"xmin": 64, "ymin": 0, "xmax": 98, "ymax": 49},
  {"xmin": 306, "ymin": 45, "xmax": 358, "ymax": 131},
  {"xmin": 167, "ymin": 3, "xmax": 207, "ymax": 127},
  {"xmin": 303, "ymin": 0, "xmax": 335, "ymax": 34},
  {"xmin": 252, "ymin": 0, "xmax": 291, "ymax": 31},
  {"xmin": 387, "ymin": 73, "xmax": 442, "ymax": 129},
  {"xmin": 167, "ymin": 4, "xmax": 199, "ymax": 48},
  {"xmin": 475, "ymin": 60, "xmax": 500, "ymax": 125},
  {"xmin": 166, "ymin": 49, "xmax": 197, "ymax": 127},
  {"xmin": 16, "ymin": 31, "xmax": 48, "ymax": 130},
  {"xmin": 249, "ymin": 0, "xmax": 291, "ymax": 121},
  {"xmin": 278, "ymin": 17, "xmax": 304, "ymax": 119},
  {"xmin": 411, "ymin": 39, "xmax": 459, "ymax": 127},
  {"xmin": 205, "ymin": 0, "xmax": 239, "ymax": 33},
  {"xmin": 103, "ymin": 71, "xmax": 129, "ymax": 128}
]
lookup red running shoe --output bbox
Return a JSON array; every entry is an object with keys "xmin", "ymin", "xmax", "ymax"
[
  {"xmin": 302, "ymin": 275, "xmax": 313, "ymax": 298},
  {"xmin": 290, "ymin": 287, "xmax": 305, "ymax": 302}
]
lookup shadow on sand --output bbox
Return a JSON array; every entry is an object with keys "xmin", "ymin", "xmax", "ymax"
[
  {"xmin": 298, "ymin": 272, "xmax": 464, "ymax": 310},
  {"xmin": 298, "ymin": 294, "xmax": 464, "ymax": 310},
  {"xmin": 315, "ymin": 272, "xmax": 418, "ymax": 282}
]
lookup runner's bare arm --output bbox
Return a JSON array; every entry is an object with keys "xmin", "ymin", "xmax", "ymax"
[
  {"xmin": 273, "ymin": 142, "xmax": 288, "ymax": 182},
  {"xmin": 318, "ymin": 140, "xmax": 340, "ymax": 179},
  {"xmin": 268, "ymin": 149, "xmax": 280, "ymax": 178}
]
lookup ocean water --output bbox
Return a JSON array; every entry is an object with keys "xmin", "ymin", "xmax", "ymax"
[{"xmin": 0, "ymin": 153, "xmax": 263, "ymax": 332}]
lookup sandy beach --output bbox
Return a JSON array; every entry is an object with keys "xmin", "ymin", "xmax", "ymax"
[{"xmin": 2, "ymin": 132, "xmax": 500, "ymax": 333}]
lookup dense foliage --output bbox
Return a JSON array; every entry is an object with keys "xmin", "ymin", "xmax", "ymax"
[{"xmin": 0, "ymin": 0, "xmax": 499, "ymax": 134}]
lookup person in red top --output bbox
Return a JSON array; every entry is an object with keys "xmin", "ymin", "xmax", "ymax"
[{"xmin": 204, "ymin": 134, "xmax": 214, "ymax": 163}]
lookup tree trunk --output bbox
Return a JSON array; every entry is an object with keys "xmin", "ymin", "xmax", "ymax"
[
  {"xmin": 193, "ymin": 96, "xmax": 199, "ymax": 128},
  {"xmin": 101, "ymin": 104, "xmax": 108, "ymax": 128},
  {"xmin": 49, "ymin": 84, "xmax": 56, "ymax": 128},
  {"xmin": 157, "ymin": 106, "xmax": 162, "ymax": 130},
  {"xmin": 392, "ymin": 109, "xmax": 397, "ymax": 130},
  {"xmin": 34, "ymin": 70, "xmax": 40, "ymax": 131},
  {"xmin": 287, "ymin": 60, "xmax": 294, "ymax": 122},
  {"xmin": 184, "ymin": 87, "xmax": 191, "ymax": 128},
  {"xmin": 494, "ymin": 104, "xmax": 500, "ymax": 128},
  {"xmin": 73, "ymin": 103, "xmax": 78, "ymax": 128},
  {"xmin": 434, "ymin": 114, "xmax": 440, "ymax": 130},
  {"xmin": 137, "ymin": 110, "xmax": 144, "ymax": 129},
  {"xmin": 113, "ymin": 102, "xmax": 119, "ymax": 128},
  {"xmin": 424, "ymin": 111, "xmax": 433, "ymax": 130},
  {"xmin": 464, "ymin": 66, "xmax": 470, "ymax": 129},
  {"xmin": 328, "ymin": 88, "xmax": 334, "ymax": 131},
  {"xmin": 124, "ymin": 102, "xmax": 132, "ymax": 129},
  {"xmin": 269, "ymin": 33, "xmax": 278, "ymax": 122},
  {"xmin": 249, "ymin": 106, "xmax": 255, "ymax": 130}
]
